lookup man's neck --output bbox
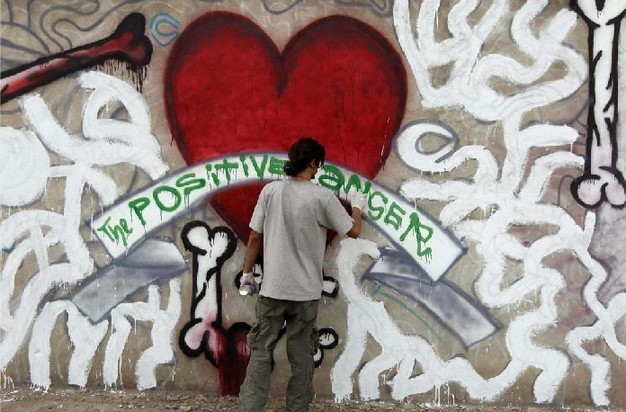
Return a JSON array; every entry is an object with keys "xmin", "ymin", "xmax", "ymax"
[{"xmin": 292, "ymin": 164, "xmax": 317, "ymax": 181}]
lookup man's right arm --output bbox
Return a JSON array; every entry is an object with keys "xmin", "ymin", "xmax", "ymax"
[
  {"xmin": 346, "ymin": 207, "xmax": 363, "ymax": 238},
  {"xmin": 346, "ymin": 192, "xmax": 367, "ymax": 238},
  {"xmin": 243, "ymin": 230, "xmax": 263, "ymax": 273},
  {"xmin": 323, "ymin": 190, "xmax": 367, "ymax": 238}
]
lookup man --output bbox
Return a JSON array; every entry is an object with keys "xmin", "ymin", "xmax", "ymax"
[{"xmin": 238, "ymin": 137, "xmax": 366, "ymax": 412}]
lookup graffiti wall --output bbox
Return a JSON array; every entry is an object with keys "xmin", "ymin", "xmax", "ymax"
[{"xmin": 1, "ymin": 0, "xmax": 625, "ymax": 407}]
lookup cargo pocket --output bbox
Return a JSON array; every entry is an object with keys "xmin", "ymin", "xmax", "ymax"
[
  {"xmin": 247, "ymin": 322, "xmax": 261, "ymax": 350},
  {"xmin": 250, "ymin": 297, "xmax": 284, "ymax": 352},
  {"xmin": 299, "ymin": 300, "xmax": 319, "ymax": 322}
]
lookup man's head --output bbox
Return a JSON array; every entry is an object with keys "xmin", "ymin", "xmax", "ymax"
[{"xmin": 284, "ymin": 137, "xmax": 325, "ymax": 178}]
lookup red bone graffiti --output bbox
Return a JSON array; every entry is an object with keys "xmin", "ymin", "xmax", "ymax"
[
  {"xmin": 570, "ymin": 0, "xmax": 626, "ymax": 208},
  {"xmin": 0, "ymin": 13, "xmax": 152, "ymax": 104}
]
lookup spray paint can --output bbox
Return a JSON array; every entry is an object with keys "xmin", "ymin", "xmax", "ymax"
[{"xmin": 239, "ymin": 279, "xmax": 259, "ymax": 296}]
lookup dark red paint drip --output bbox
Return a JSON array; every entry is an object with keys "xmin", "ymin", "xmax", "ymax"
[{"xmin": 0, "ymin": 13, "xmax": 152, "ymax": 104}]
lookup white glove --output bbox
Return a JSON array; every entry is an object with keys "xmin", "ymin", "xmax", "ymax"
[
  {"xmin": 347, "ymin": 191, "xmax": 368, "ymax": 213},
  {"xmin": 240, "ymin": 272, "xmax": 259, "ymax": 295}
]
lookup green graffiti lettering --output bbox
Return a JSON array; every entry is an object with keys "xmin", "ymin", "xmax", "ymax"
[
  {"xmin": 204, "ymin": 163, "xmax": 221, "ymax": 186},
  {"xmin": 176, "ymin": 173, "xmax": 206, "ymax": 197},
  {"xmin": 96, "ymin": 154, "xmax": 444, "ymax": 264},
  {"xmin": 250, "ymin": 155, "xmax": 269, "ymax": 178},
  {"xmin": 400, "ymin": 212, "xmax": 434, "ymax": 258},
  {"xmin": 240, "ymin": 155, "xmax": 250, "ymax": 177},
  {"xmin": 269, "ymin": 156, "xmax": 286, "ymax": 176},
  {"xmin": 345, "ymin": 173, "xmax": 370, "ymax": 195},
  {"xmin": 97, "ymin": 216, "xmax": 132, "ymax": 247},
  {"xmin": 96, "ymin": 217, "xmax": 115, "ymax": 243},
  {"xmin": 368, "ymin": 191, "xmax": 388, "ymax": 221},
  {"xmin": 211, "ymin": 173, "xmax": 220, "ymax": 186},
  {"xmin": 384, "ymin": 202, "xmax": 406, "ymax": 231},
  {"xmin": 128, "ymin": 197, "xmax": 150, "ymax": 226},
  {"xmin": 363, "ymin": 181, "xmax": 372, "ymax": 194},
  {"xmin": 153, "ymin": 185, "xmax": 181, "ymax": 212},
  {"xmin": 319, "ymin": 164, "xmax": 345, "ymax": 191},
  {"xmin": 214, "ymin": 159, "xmax": 240, "ymax": 183}
]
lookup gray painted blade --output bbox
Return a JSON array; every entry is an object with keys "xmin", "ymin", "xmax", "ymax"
[
  {"xmin": 71, "ymin": 237, "xmax": 187, "ymax": 323},
  {"xmin": 364, "ymin": 248, "xmax": 499, "ymax": 348}
]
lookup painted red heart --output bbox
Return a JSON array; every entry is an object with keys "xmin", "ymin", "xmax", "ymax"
[{"xmin": 164, "ymin": 12, "xmax": 406, "ymax": 241}]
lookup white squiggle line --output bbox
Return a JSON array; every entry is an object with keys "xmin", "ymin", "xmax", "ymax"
[
  {"xmin": 79, "ymin": 71, "xmax": 167, "ymax": 179},
  {"xmin": 0, "ymin": 72, "xmax": 171, "ymax": 390},
  {"xmin": 394, "ymin": 0, "xmax": 586, "ymax": 122},
  {"xmin": 29, "ymin": 300, "xmax": 109, "ymax": 389},
  {"xmin": 0, "ymin": 127, "xmax": 49, "ymax": 207},
  {"xmin": 103, "ymin": 308, "xmax": 131, "ymax": 388},
  {"xmin": 103, "ymin": 281, "xmax": 181, "ymax": 390},
  {"xmin": 136, "ymin": 279, "xmax": 181, "ymax": 390},
  {"xmin": 387, "ymin": 0, "xmax": 601, "ymax": 403},
  {"xmin": 331, "ymin": 238, "xmax": 544, "ymax": 402},
  {"xmin": 566, "ymin": 235, "xmax": 626, "ymax": 405},
  {"xmin": 0, "ymin": 211, "xmax": 91, "ymax": 370},
  {"xmin": 396, "ymin": 120, "xmax": 587, "ymax": 402},
  {"xmin": 397, "ymin": 101, "xmax": 626, "ymax": 405},
  {"xmin": 400, "ymin": 126, "xmax": 582, "ymax": 227},
  {"xmin": 468, "ymin": 205, "xmax": 588, "ymax": 401}
]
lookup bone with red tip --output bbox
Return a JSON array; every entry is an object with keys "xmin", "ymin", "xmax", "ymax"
[{"xmin": 0, "ymin": 13, "xmax": 152, "ymax": 104}]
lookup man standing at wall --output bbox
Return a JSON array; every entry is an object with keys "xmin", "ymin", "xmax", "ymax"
[{"xmin": 238, "ymin": 137, "xmax": 367, "ymax": 412}]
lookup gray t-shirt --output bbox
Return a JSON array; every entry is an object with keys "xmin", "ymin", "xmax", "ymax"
[{"xmin": 249, "ymin": 179, "xmax": 354, "ymax": 301}]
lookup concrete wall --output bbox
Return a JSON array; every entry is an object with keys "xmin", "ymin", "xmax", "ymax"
[{"xmin": 1, "ymin": 0, "xmax": 625, "ymax": 408}]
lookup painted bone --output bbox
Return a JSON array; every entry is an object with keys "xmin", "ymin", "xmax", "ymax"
[
  {"xmin": 570, "ymin": 0, "xmax": 626, "ymax": 208},
  {"xmin": 178, "ymin": 222, "xmax": 251, "ymax": 396},
  {"xmin": 0, "ymin": 13, "xmax": 152, "ymax": 104}
]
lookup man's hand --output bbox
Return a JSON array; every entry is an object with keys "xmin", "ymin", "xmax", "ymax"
[
  {"xmin": 348, "ymin": 191, "xmax": 368, "ymax": 213},
  {"xmin": 239, "ymin": 272, "xmax": 259, "ymax": 296}
]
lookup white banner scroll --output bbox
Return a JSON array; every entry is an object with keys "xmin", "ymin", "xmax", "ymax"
[{"xmin": 90, "ymin": 153, "xmax": 465, "ymax": 281}]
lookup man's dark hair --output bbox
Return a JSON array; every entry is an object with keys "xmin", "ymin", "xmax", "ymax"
[{"xmin": 283, "ymin": 137, "xmax": 325, "ymax": 177}]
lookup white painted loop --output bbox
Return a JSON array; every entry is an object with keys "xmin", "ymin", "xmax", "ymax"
[
  {"xmin": 394, "ymin": 121, "xmax": 458, "ymax": 171},
  {"xmin": 0, "ymin": 127, "xmax": 50, "ymax": 207}
]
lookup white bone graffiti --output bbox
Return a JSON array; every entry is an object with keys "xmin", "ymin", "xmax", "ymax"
[
  {"xmin": 0, "ymin": 72, "xmax": 177, "ymax": 390},
  {"xmin": 328, "ymin": 0, "xmax": 626, "ymax": 406},
  {"xmin": 570, "ymin": 0, "xmax": 626, "ymax": 208},
  {"xmin": 179, "ymin": 222, "xmax": 237, "ymax": 358}
]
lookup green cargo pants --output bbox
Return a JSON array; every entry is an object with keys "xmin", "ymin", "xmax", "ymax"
[{"xmin": 238, "ymin": 296, "xmax": 319, "ymax": 412}]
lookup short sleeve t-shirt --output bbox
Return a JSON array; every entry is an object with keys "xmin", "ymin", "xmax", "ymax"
[{"xmin": 249, "ymin": 179, "xmax": 353, "ymax": 301}]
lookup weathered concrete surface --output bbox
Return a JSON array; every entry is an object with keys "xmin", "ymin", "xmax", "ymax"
[{"xmin": 1, "ymin": 0, "xmax": 626, "ymax": 410}]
